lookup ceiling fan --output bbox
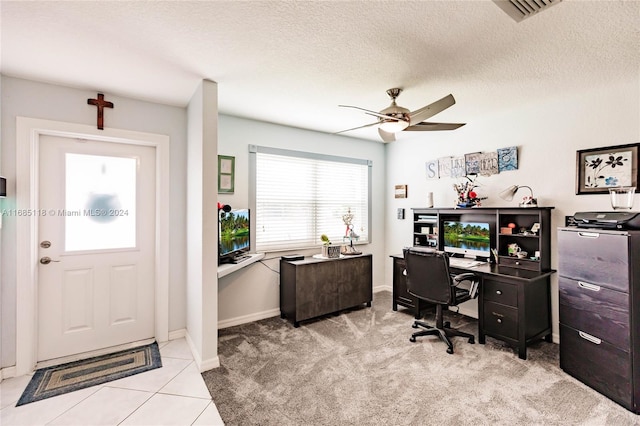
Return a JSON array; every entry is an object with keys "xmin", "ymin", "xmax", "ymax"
[{"xmin": 336, "ymin": 88, "xmax": 465, "ymax": 142}]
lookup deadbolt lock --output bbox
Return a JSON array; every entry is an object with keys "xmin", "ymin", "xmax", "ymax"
[{"xmin": 40, "ymin": 240, "xmax": 52, "ymax": 249}]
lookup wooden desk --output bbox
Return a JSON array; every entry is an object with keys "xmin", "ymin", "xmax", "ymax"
[
  {"xmin": 280, "ymin": 254, "xmax": 372, "ymax": 327},
  {"xmin": 391, "ymin": 254, "xmax": 553, "ymax": 360}
]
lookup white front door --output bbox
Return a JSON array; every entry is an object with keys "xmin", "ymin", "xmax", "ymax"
[{"xmin": 37, "ymin": 134, "xmax": 156, "ymax": 362}]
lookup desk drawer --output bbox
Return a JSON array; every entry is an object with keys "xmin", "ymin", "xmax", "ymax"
[
  {"xmin": 559, "ymin": 277, "xmax": 629, "ymax": 349},
  {"xmin": 560, "ymin": 324, "xmax": 631, "ymax": 408},
  {"xmin": 558, "ymin": 230, "xmax": 629, "ymax": 291},
  {"xmin": 499, "ymin": 256, "xmax": 539, "ymax": 271},
  {"xmin": 483, "ymin": 301, "xmax": 517, "ymax": 340},
  {"xmin": 483, "ymin": 279, "xmax": 517, "ymax": 307}
]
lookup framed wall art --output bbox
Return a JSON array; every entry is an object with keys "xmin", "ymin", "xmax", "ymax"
[
  {"xmin": 394, "ymin": 184, "xmax": 407, "ymax": 199},
  {"xmin": 576, "ymin": 143, "xmax": 640, "ymax": 194},
  {"xmin": 218, "ymin": 155, "xmax": 235, "ymax": 193}
]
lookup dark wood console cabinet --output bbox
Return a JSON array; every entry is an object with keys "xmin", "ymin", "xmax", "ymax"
[
  {"xmin": 558, "ymin": 227, "xmax": 640, "ymax": 413},
  {"xmin": 280, "ymin": 254, "xmax": 372, "ymax": 327}
]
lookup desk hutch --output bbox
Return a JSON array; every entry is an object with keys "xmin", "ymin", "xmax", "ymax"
[{"xmin": 392, "ymin": 206, "xmax": 554, "ymax": 359}]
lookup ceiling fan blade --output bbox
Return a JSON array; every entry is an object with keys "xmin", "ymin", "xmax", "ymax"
[
  {"xmin": 404, "ymin": 122, "xmax": 466, "ymax": 131},
  {"xmin": 378, "ymin": 128, "xmax": 396, "ymax": 142},
  {"xmin": 334, "ymin": 121, "xmax": 380, "ymax": 134},
  {"xmin": 409, "ymin": 94, "xmax": 456, "ymax": 125},
  {"xmin": 339, "ymin": 105, "xmax": 403, "ymax": 122}
]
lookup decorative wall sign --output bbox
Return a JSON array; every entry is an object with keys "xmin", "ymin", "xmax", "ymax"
[
  {"xmin": 479, "ymin": 152, "xmax": 499, "ymax": 176},
  {"xmin": 451, "ymin": 156, "xmax": 466, "ymax": 178},
  {"xmin": 438, "ymin": 157, "xmax": 452, "ymax": 178},
  {"xmin": 576, "ymin": 143, "xmax": 639, "ymax": 194},
  {"xmin": 464, "ymin": 152, "xmax": 482, "ymax": 175},
  {"xmin": 218, "ymin": 155, "xmax": 235, "ymax": 193},
  {"xmin": 425, "ymin": 145, "xmax": 518, "ymax": 182},
  {"xmin": 498, "ymin": 146, "xmax": 518, "ymax": 171},
  {"xmin": 394, "ymin": 184, "xmax": 408, "ymax": 198},
  {"xmin": 425, "ymin": 160, "xmax": 439, "ymax": 179}
]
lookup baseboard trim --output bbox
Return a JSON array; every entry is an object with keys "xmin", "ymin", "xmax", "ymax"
[
  {"xmin": 218, "ymin": 308, "xmax": 281, "ymax": 329},
  {"xmin": 373, "ymin": 285, "xmax": 392, "ymax": 293},
  {"xmin": 199, "ymin": 356, "xmax": 220, "ymax": 372},
  {"xmin": 0, "ymin": 366, "xmax": 17, "ymax": 381},
  {"xmin": 184, "ymin": 331, "xmax": 220, "ymax": 373},
  {"xmin": 168, "ymin": 329, "xmax": 186, "ymax": 341}
]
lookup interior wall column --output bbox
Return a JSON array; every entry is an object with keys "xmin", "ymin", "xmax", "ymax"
[{"xmin": 186, "ymin": 79, "xmax": 219, "ymax": 371}]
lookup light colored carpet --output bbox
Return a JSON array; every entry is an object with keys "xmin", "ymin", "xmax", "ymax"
[{"xmin": 202, "ymin": 291, "xmax": 640, "ymax": 425}]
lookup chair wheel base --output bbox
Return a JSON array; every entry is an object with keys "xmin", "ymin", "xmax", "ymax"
[
  {"xmin": 412, "ymin": 323, "xmax": 419, "ymax": 329},
  {"xmin": 446, "ymin": 347, "xmax": 454, "ymax": 354},
  {"xmin": 469, "ymin": 337, "xmax": 475, "ymax": 344},
  {"xmin": 409, "ymin": 336, "xmax": 416, "ymax": 342}
]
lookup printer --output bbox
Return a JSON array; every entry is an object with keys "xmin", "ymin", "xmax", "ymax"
[{"xmin": 573, "ymin": 211, "xmax": 640, "ymax": 230}]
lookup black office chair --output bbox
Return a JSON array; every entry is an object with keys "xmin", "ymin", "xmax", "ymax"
[{"xmin": 403, "ymin": 247, "xmax": 479, "ymax": 354}]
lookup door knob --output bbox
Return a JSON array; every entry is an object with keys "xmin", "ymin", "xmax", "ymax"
[{"xmin": 40, "ymin": 256, "xmax": 60, "ymax": 265}]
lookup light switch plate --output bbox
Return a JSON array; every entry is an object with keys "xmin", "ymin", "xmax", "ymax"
[{"xmin": 397, "ymin": 208, "xmax": 405, "ymax": 219}]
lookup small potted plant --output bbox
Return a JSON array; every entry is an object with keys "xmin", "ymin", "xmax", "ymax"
[{"xmin": 320, "ymin": 234, "xmax": 341, "ymax": 258}]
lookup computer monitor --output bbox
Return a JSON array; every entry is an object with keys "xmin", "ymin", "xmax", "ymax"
[
  {"xmin": 219, "ymin": 208, "xmax": 250, "ymax": 264},
  {"xmin": 443, "ymin": 220, "xmax": 491, "ymax": 259}
]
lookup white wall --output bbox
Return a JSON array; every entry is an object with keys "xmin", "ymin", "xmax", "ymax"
[
  {"xmin": 216, "ymin": 115, "xmax": 386, "ymax": 326},
  {"xmin": 385, "ymin": 77, "xmax": 640, "ymax": 341},
  {"xmin": 0, "ymin": 76, "xmax": 188, "ymax": 368}
]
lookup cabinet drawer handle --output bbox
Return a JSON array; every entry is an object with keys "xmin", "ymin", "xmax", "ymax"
[
  {"xmin": 496, "ymin": 290, "xmax": 502, "ymax": 295},
  {"xmin": 578, "ymin": 330, "xmax": 602, "ymax": 345},
  {"xmin": 577, "ymin": 232, "xmax": 600, "ymax": 239},
  {"xmin": 496, "ymin": 318, "xmax": 502, "ymax": 324},
  {"xmin": 578, "ymin": 281, "xmax": 601, "ymax": 292}
]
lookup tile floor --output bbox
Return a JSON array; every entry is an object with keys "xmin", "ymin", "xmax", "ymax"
[{"xmin": 0, "ymin": 339, "xmax": 225, "ymax": 425}]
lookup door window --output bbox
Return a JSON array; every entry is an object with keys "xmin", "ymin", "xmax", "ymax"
[{"xmin": 65, "ymin": 153, "xmax": 137, "ymax": 252}]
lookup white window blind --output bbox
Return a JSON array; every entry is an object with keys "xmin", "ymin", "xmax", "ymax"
[{"xmin": 251, "ymin": 147, "xmax": 370, "ymax": 252}]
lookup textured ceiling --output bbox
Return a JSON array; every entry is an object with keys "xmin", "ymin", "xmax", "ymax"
[{"xmin": 1, "ymin": 1, "xmax": 638, "ymax": 142}]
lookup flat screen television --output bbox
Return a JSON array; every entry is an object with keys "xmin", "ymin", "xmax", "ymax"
[
  {"xmin": 443, "ymin": 221, "xmax": 491, "ymax": 259},
  {"xmin": 219, "ymin": 208, "xmax": 250, "ymax": 264}
]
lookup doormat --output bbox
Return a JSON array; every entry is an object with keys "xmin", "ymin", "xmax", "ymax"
[{"xmin": 16, "ymin": 341, "xmax": 162, "ymax": 406}]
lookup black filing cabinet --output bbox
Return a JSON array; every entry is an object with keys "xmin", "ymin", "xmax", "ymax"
[{"xmin": 558, "ymin": 227, "xmax": 640, "ymax": 413}]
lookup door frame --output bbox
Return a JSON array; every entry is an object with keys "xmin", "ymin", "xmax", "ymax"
[{"xmin": 15, "ymin": 117, "xmax": 170, "ymax": 376}]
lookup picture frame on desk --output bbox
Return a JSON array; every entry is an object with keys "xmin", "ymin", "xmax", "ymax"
[{"xmin": 576, "ymin": 143, "xmax": 640, "ymax": 194}]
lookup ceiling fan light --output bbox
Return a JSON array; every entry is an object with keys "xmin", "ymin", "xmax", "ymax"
[{"xmin": 379, "ymin": 119, "xmax": 409, "ymax": 133}]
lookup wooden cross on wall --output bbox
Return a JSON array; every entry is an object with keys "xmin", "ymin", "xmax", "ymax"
[{"xmin": 87, "ymin": 93, "xmax": 114, "ymax": 130}]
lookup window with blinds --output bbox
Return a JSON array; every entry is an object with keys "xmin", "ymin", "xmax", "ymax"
[{"xmin": 250, "ymin": 146, "xmax": 371, "ymax": 252}]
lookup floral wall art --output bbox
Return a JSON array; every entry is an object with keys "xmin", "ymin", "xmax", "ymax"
[{"xmin": 576, "ymin": 143, "xmax": 639, "ymax": 194}]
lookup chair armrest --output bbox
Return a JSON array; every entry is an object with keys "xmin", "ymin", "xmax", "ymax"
[
  {"xmin": 452, "ymin": 273, "xmax": 480, "ymax": 299},
  {"xmin": 452, "ymin": 273, "xmax": 477, "ymax": 286}
]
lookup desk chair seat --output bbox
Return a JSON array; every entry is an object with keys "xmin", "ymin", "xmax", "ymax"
[{"xmin": 404, "ymin": 247, "xmax": 480, "ymax": 354}]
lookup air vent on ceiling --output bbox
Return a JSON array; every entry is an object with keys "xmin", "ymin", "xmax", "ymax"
[{"xmin": 493, "ymin": 0, "xmax": 561, "ymax": 22}]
